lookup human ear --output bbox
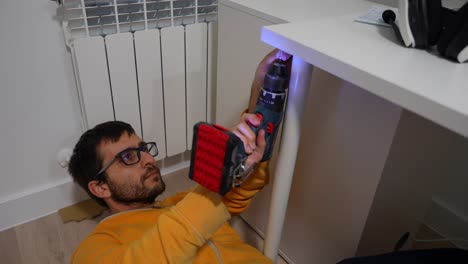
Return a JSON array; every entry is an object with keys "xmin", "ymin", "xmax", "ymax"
[{"xmin": 88, "ymin": 180, "xmax": 111, "ymax": 199}]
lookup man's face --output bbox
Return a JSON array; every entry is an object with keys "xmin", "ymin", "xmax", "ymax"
[{"xmin": 98, "ymin": 132, "xmax": 165, "ymax": 205}]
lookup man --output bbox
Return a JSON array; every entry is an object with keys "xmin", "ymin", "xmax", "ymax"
[{"xmin": 68, "ymin": 50, "xmax": 289, "ymax": 263}]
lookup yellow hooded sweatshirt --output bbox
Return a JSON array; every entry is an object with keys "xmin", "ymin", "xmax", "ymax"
[{"xmin": 71, "ymin": 161, "xmax": 272, "ymax": 263}]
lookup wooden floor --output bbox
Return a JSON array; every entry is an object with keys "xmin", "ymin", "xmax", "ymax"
[{"xmin": 0, "ymin": 167, "xmax": 287, "ymax": 264}]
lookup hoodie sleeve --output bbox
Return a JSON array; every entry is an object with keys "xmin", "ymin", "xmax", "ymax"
[{"xmin": 222, "ymin": 160, "xmax": 270, "ymax": 216}]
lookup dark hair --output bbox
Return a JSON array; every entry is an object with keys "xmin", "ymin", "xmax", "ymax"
[{"xmin": 68, "ymin": 121, "xmax": 135, "ymax": 207}]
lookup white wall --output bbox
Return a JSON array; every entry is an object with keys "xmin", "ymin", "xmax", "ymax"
[
  {"xmin": 0, "ymin": 0, "xmax": 85, "ymax": 231},
  {"xmin": 434, "ymin": 174, "xmax": 468, "ymax": 218},
  {"xmin": 216, "ymin": 4, "xmax": 273, "ymax": 127},
  {"xmin": 424, "ymin": 135, "xmax": 468, "ymax": 249}
]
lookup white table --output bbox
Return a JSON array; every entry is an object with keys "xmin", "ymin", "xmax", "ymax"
[{"xmin": 260, "ymin": 8, "xmax": 468, "ymax": 262}]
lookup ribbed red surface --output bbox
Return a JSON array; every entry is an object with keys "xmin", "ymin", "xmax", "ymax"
[{"xmin": 192, "ymin": 124, "xmax": 229, "ymax": 193}]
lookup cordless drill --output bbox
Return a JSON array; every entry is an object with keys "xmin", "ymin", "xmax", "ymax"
[
  {"xmin": 189, "ymin": 59, "xmax": 289, "ymax": 194},
  {"xmin": 249, "ymin": 59, "xmax": 289, "ymax": 161}
]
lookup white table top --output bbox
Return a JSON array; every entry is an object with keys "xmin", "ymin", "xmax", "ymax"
[
  {"xmin": 219, "ymin": 0, "xmax": 378, "ymax": 23},
  {"xmin": 219, "ymin": 0, "xmax": 466, "ymax": 23},
  {"xmin": 261, "ymin": 13, "xmax": 468, "ymax": 137}
]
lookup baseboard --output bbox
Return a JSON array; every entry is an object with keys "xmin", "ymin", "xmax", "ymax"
[
  {"xmin": 0, "ymin": 161, "xmax": 190, "ymax": 232},
  {"xmin": 423, "ymin": 197, "xmax": 468, "ymax": 249},
  {"xmin": 160, "ymin": 160, "xmax": 191, "ymax": 176},
  {"xmin": 0, "ymin": 177, "xmax": 88, "ymax": 232},
  {"xmin": 239, "ymin": 215, "xmax": 295, "ymax": 264}
]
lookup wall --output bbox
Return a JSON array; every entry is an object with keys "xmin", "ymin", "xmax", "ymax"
[
  {"xmin": 216, "ymin": 4, "xmax": 273, "ymax": 127},
  {"xmin": 0, "ymin": 0, "xmax": 85, "ymax": 231},
  {"xmin": 424, "ymin": 136, "xmax": 468, "ymax": 249},
  {"xmin": 357, "ymin": 110, "xmax": 468, "ymax": 255}
]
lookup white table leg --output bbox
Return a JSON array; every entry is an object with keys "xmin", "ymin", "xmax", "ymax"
[{"xmin": 264, "ymin": 57, "xmax": 313, "ymax": 261}]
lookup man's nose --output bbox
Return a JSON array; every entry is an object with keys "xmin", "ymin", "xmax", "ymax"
[{"xmin": 140, "ymin": 151, "xmax": 156, "ymax": 166}]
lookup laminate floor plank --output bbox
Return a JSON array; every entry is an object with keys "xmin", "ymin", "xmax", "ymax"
[
  {"xmin": 15, "ymin": 213, "xmax": 66, "ymax": 264},
  {"xmin": 0, "ymin": 227, "xmax": 22, "ymax": 264}
]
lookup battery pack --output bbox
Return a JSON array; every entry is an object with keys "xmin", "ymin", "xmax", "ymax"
[{"xmin": 189, "ymin": 122, "xmax": 246, "ymax": 195}]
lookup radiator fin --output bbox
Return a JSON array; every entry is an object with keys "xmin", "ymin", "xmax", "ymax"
[
  {"xmin": 73, "ymin": 36, "xmax": 114, "ymax": 128},
  {"xmin": 105, "ymin": 32, "xmax": 142, "ymax": 137},
  {"xmin": 161, "ymin": 26, "xmax": 186, "ymax": 157},
  {"xmin": 134, "ymin": 29, "xmax": 167, "ymax": 159},
  {"xmin": 186, "ymin": 23, "xmax": 208, "ymax": 150}
]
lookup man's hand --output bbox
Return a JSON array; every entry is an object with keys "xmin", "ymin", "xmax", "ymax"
[{"xmin": 230, "ymin": 113, "xmax": 266, "ymax": 169}]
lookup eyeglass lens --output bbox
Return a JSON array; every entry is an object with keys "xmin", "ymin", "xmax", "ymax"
[{"xmin": 119, "ymin": 143, "xmax": 158, "ymax": 166}]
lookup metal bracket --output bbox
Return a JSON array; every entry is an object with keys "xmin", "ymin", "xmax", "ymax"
[{"xmin": 232, "ymin": 158, "xmax": 258, "ymax": 188}]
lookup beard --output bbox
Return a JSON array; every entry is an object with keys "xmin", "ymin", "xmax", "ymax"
[{"xmin": 106, "ymin": 164, "xmax": 166, "ymax": 205}]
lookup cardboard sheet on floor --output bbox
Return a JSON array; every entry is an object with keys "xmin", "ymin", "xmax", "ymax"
[{"xmin": 58, "ymin": 199, "xmax": 106, "ymax": 223}]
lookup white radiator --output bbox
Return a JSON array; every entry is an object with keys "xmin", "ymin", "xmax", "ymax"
[{"xmin": 59, "ymin": 0, "xmax": 217, "ymax": 159}]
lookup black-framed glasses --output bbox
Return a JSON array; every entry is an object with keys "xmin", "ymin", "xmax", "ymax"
[{"xmin": 95, "ymin": 142, "xmax": 158, "ymax": 177}]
